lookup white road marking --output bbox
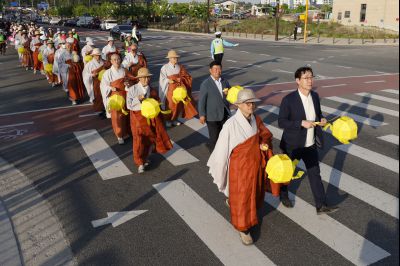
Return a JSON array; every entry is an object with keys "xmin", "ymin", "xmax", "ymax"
[
  {"xmin": 74, "ymin": 130, "xmax": 132, "ymax": 180},
  {"xmin": 328, "ymin": 56, "xmax": 334, "ymax": 58},
  {"xmin": 364, "ymin": 80, "xmax": 386, "ymax": 84},
  {"xmin": 0, "ymin": 104, "xmax": 91, "ymax": 117},
  {"xmin": 377, "ymin": 134, "xmax": 399, "ymax": 145},
  {"xmin": 178, "ymin": 50, "xmax": 187, "ymax": 53},
  {"xmin": 260, "ymin": 53, "xmax": 271, "ymax": 56},
  {"xmin": 375, "ymin": 71, "xmax": 388, "ymax": 74},
  {"xmin": 240, "ymin": 50, "xmax": 250, "ymax": 53},
  {"xmin": 228, "ymin": 67, "xmax": 241, "ymax": 69},
  {"xmin": 326, "ymin": 96, "xmax": 399, "ymax": 117},
  {"xmin": 272, "ymin": 69, "xmax": 293, "ymax": 74},
  {"xmin": 321, "ymin": 84, "xmax": 347, "ymax": 88},
  {"xmin": 187, "ymin": 64, "xmax": 204, "ymax": 67},
  {"xmin": 318, "ymin": 58, "xmax": 325, "ymax": 60},
  {"xmin": 153, "ymin": 179, "xmax": 276, "ymax": 266},
  {"xmin": 321, "ymin": 105, "xmax": 388, "ymax": 127},
  {"xmin": 0, "ymin": 121, "xmax": 34, "ymax": 129},
  {"xmin": 92, "ymin": 211, "xmax": 148, "ymax": 228},
  {"xmin": 265, "ymin": 192, "xmax": 391, "ymax": 265},
  {"xmin": 336, "ymin": 65, "xmax": 352, "ymax": 69},
  {"xmin": 192, "ymin": 52, "xmax": 201, "ymax": 56},
  {"xmin": 163, "ymin": 140, "xmax": 199, "ymax": 166},
  {"xmin": 78, "ymin": 113, "xmax": 101, "ymax": 118},
  {"xmin": 226, "ymin": 59, "xmax": 237, "ymax": 63},
  {"xmin": 335, "ymin": 144, "xmax": 399, "ymax": 174},
  {"xmin": 355, "ymin": 93, "xmax": 399, "ymax": 104},
  {"xmin": 382, "ymin": 89, "xmax": 399, "ymax": 95},
  {"xmin": 281, "ymin": 57, "xmax": 292, "ymax": 60}
]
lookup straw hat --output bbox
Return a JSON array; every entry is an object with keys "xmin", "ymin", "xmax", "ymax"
[
  {"xmin": 91, "ymin": 48, "xmax": 101, "ymax": 56},
  {"xmin": 165, "ymin": 50, "xmax": 180, "ymax": 58},
  {"xmin": 136, "ymin": 67, "xmax": 153, "ymax": 78},
  {"xmin": 234, "ymin": 89, "xmax": 261, "ymax": 104},
  {"xmin": 34, "ymin": 30, "xmax": 41, "ymax": 36},
  {"xmin": 125, "ymin": 33, "xmax": 132, "ymax": 38},
  {"xmin": 107, "ymin": 37, "xmax": 114, "ymax": 42},
  {"xmin": 47, "ymin": 39, "xmax": 54, "ymax": 45}
]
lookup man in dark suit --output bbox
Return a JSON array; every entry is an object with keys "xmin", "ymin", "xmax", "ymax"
[
  {"xmin": 198, "ymin": 61, "xmax": 231, "ymax": 152},
  {"xmin": 278, "ymin": 66, "xmax": 338, "ymax": 215}
]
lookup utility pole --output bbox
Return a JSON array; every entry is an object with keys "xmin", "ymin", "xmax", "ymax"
[
  {"xmin": 304, "ymin": 0, "xmax": 309, "ymax": 43},
  {"xmin": 274, "ymin": 0, "xmax": 280, "ymax": 41},
  {"xmin": 207, "ymin": 0, "xmax": 210, "ymax": 34}
]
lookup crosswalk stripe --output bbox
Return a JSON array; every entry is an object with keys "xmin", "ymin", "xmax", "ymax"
[
  {"xmin": 264, "ymin": 124, "xmax": 399, "ymax": 219},
  {"xmin": 321, "ymin": 105, "xmax": 388, "ymax": 127},
  {"xmin": 377, "ymin": 134, "xmax": 399, "ymax": 145},
  {"xmin": 382, "ymin": 89, "xmax": 399, "ymax": 95},
  {"xmin": 74, "ymin": 130, "xmax": 132, "ymax": 180},
  {"xmin": 335, "ymin": 144, "xmax": 399, "ymax": 174},
  {"xmin": 163, "ymin": 140, "xmax": 199, "ymax": 166},
  {"xmin": 265, "ymin": 192, "xmax": 391, "ymax": 265},
  {"xmin": 326, "ymin": 96, "xmax": 399, "ymax": 117},
  {"xmin": 153, "ymin": 179, "xmax": 276, "ymax": 266},
  {"xmin": 355, "ymin": 93, "xmax": 399, "ymax": 105}
]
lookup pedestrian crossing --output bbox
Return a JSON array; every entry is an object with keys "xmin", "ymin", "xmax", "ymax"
[{"xmin": 74, "ymin": 88, "xmax": 398, "ymax": 265}]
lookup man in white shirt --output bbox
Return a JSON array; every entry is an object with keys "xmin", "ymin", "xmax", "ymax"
[{"xmin": 278, "ymin": 66, "xmax": 338, "ymax": 215}]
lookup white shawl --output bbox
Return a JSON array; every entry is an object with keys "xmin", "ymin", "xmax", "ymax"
[
  {"xmin": 100, "ymin": 66, "xmax": 125, "ymax": 117},
  {"xmin": 207, "ymin": 110, "xmax": 258, "ymax": 197},
  {"xmin": 82, "ymin": 59, "xmax": 104, "ymax": 103},
  {"xmin": 158, "ymin": 63, "xmax": 180, "ymax": 106}
]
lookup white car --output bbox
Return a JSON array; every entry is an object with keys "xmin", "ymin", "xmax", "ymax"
[
  {"xmin": 100, "ymin": 20, "xmax": 118, "ymax": 31},
  {"xmin": 49, "ymin": 17, "xmax": 61, "ymax": 25}
]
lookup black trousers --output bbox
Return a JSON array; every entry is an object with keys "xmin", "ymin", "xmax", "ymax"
[
  {"xmin": 213, "ymin": 53, "xmax": 224, "ymax": 65},
  {"xmin": 206, "ymin": 110, "xmax": 229, "ymax": 153},
  {"xmin": 280, "ymin": 144, "xmax": 326, "ymax": 209}
]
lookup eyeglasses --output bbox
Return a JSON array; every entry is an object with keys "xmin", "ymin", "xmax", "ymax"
[
  {"xmin": 244, "ymin": 102, "xmax": 256, "ymax": 106},
  {"xmin": 301, "ymin": 76, "xmax": 315, "ymax": 80}
]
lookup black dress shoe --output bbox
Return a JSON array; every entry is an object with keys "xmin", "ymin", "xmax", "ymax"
[
  {"xmin": 316, "ymin": 205, "xmax": 339, "ymax": 215},
  {"xmin": 280, "ymin": 195, "xmax": 293, "ymax": 208}
]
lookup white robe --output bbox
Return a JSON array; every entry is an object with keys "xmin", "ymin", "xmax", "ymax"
[
  {"xmin": 53, "ymin": 47, "xmax": 64, "ymax": 75},
  {"xmin": 121, "ymin": 53, "xmax": 139, "ymax": 69},
  {"xmin": 30, "ymin": 37, "xmax": 40, "ymax": 52},
  {"xmin": 100, "ymin": 66, "xmax": 125, "ymax": 118},
  {"xmin": 58, "ymin": 50, "xmax": 73, "ymax": 92},
  {"xmin": 158, "ymin": 63, "xmax": 180, "ymax": 106},
  {"xmin": 126, "ymin": 82, "xmax": 150, "ymax": 111},
  {"xmin": 101, "ymin": 44, "xmax": 117, "ymax": 61},
  {"xmin": 81, "ymin": 44, "xmax": 93, "ymax": 64},
  {"xmin": 42, "ymin": 47, "xmax": 54, "ymax": 66},
  {"xmin": 82, "ymin": 58, "xmax": 104, "ymax": 103},
  {"xmin": 207, "ymin": 110, "xmax": 258, "ymax": 197}
]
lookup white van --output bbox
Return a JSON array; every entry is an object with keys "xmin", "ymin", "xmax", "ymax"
[
  {"xmin": 100, "ymin": 19, "xmax": 118, "ymax": 31},
  {"xmin": 76, "ymin": 16, "xmax": 93, "ymax": 27}
]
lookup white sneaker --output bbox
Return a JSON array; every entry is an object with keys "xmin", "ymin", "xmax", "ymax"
[
  {"xmin": 138, "ymin": 165, "xmax": 145, "ymax": 173},
  {"xmin": 117, "ymin": 138, "xmax": 124, "ymax": 145},
  {"xmin": 172, "ymin": 120, "xmax": 181, "ymax": 126},
  {"xmin": 71, "ymin": 100, "xmax": 77, "ymax": 105}
]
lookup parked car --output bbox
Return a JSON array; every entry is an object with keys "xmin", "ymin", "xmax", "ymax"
[
  {"xmin": 87, "ymin": 18, "xmax": 101, "ymax": 29},
  {"xmin": 49, "ymin": 17, "xmax": 61, "ymax": 25},
  {"xmin": 100, "ymin": 19, "xmax": 118, "ymax": 31},
  {"xmin": 64, "ymin": 19, "xmax": 77, "ymax": 27},
  {"xmin": 110, "ymin": 25, "xmax": 142, "ymax": 42},
  {"xmin": 76, "ymin": 16, "xmax": 93, "ymax": 27}
]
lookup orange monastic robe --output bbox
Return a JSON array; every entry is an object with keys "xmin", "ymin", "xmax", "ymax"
[
  {"xmin": 32, "ymin": 43, "xmax": 42, "ymax": 71},
  {"xmin": 109, "ymin": 78, "xmax": 130, "ymax": 139},
  {"xmin": 21, "ymin": 40, "xmax": 33, "ymax": 68},
  {"xmin": 164, "ymin": 65, "xmax": 198, "ymax": 120},
  {"xmin": 92, "ymin": 65, "xmax": 105, "ymax": 112},
  {"xmin": 66, "ymin": 60, "xmax": 86, "ymax": 101},
  {"xmin": 129, "ymin": 89, "xmax": 173, "ymax": 166},
  {"xmin": 46, "ymin": 53, "xmax": 59, "ymax": 84}
]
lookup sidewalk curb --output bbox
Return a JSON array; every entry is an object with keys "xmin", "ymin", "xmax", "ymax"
[{"xmin": 146, "ymin": 28, "xmax": 399, "ymax": 46}]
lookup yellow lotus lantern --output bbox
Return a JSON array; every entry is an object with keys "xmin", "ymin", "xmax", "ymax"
[
  {"xmin": 226, "ymin": 85, "xmax": 244, "ymax": 104},
  {"xmin": 323, "ymin": 116, "xmax": 358, "ymax": 144},
  {"xmin": 84, "ymin": 55, "xmax": 93, "ymax": 63},
  {"xmin": 38, "ymin": 52, "xmax": 43, "ymax": 62},
  {"xmin": 141, "ymin": 98, "xmax": 171, "ymax": 124},
  {"xmin": 44, "ymin": 64, "xmax": 53, "ymax": 73},
  {"xmin": 98, "ymin": 69, "xmax": 106, "ymax": 81},
  {"xmin": 266, "ymin": 154, "xmax": 304, "ymax": 184},
  {"xmin": 18, "ymin": 47, "xmax": 25, "ymax": 54},
  {"xmin": 172, "ymin": 86, "xmax": 191, "ymax": 105},
  {"xmin": 107, "ymin": 94, "xmax": 128, "ymax": 115}
]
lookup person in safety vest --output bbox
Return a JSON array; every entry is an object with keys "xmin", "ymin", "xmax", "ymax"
[
  {"xmin": 0, "ymin": 29, "xmax": 6, "ymax": 55},
  {"xmin": 210, "ymin": 31, "xmax": 238, "ymax": 64}
]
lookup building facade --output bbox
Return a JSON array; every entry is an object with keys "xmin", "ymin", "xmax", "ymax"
[{"xmin": 332, "ymin": 0, "xmax": 399, "ymax": 31}]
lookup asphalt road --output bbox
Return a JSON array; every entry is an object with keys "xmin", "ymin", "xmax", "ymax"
[{"xmin": 0, "ymin": 28, "xmax": 398, "ymax": 266}]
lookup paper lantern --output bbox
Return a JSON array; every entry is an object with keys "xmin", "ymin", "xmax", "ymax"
[
  {"xmin": 172, "ymin": 86, "xmax": 191, "ymax": 104},
  {"xmin": 84, "ymin": 55, "xmax": 93, "ymax": 63},
  {"xmin": 226, "ymin": 85, "xmax": 244, "ymax": 104},
  {"xmin": 38, "ymin": 52, "xmax": 43, "ymax": 62},
  {"xmin": 18, "ymin": 47, "xmax": 25, "ymax": 54},
  {"xmin": 44, "ymin": 64, "xmax": 53, "ymax": 73},
  {"xmin": 266, "ymin": 154, "xmax": 304, "ymax": 183},
  {"xmin": 98, "ymin": 69, "xmax": 106, "ymax": 81},
  {"xmin": 141, "ymin": 98, "xmax": 171, "ymax": 124},
  {"xmin": 323, "ymin": 116, "xmax": 358, "ymax": 144},
  {"xmin": 107, "ymin": 94, "xmax": 128, "ymax": 115}
]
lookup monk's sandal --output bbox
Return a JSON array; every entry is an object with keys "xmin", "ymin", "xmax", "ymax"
[
  {"xmin": 239, "ymin": 231, "xmax": 253, "ymax": 245},
  {"xmin": 138, "ymin": 165, "xmax": 145, "ymax": 174}
]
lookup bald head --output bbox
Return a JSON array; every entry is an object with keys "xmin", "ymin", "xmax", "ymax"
[{"xmin": 111, "ymin": 54, "xmax": 121, "ymax": 68}]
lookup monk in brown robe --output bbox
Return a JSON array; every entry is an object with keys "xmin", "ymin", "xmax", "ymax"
[
  {"xmin": 207, "ymin": 89, "xmax": 275, "ymax": 245},
  {"xmin": 159, "ymin": 50, "xmax": 198, "ymax": 127},
  {"xmin": 21, "ymin": 31, "xmax": 33, "ymax": 70},
  {"xmin": 122, "ymin": 43, "xmax": 147, "ymax": 82},
  {"xmin": 126, "ymin": 68, "xmax": 173, "ymax": 173}
]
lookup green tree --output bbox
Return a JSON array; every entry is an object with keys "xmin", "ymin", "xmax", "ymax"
[
  {"xmin": 170, "ymin": 3, "xmax": 189, "ymax": 19},
  {"xmin": 58, "ymin": 6, "xmax": 73, "ymax": 18},
  {"xmin": 150, "ymin": 0, "xmax": 169, "ymax": 22},
  {"xmin": 294, "ymin": 5, "xmax": 306, "ymax": 13},
  {"xmin": 73, "ymin": 4, "xmax": 89, "ymax": 17},
  {"xmin": 47, "ymin": 7, "xmax": 59, "ymax": 17}
]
